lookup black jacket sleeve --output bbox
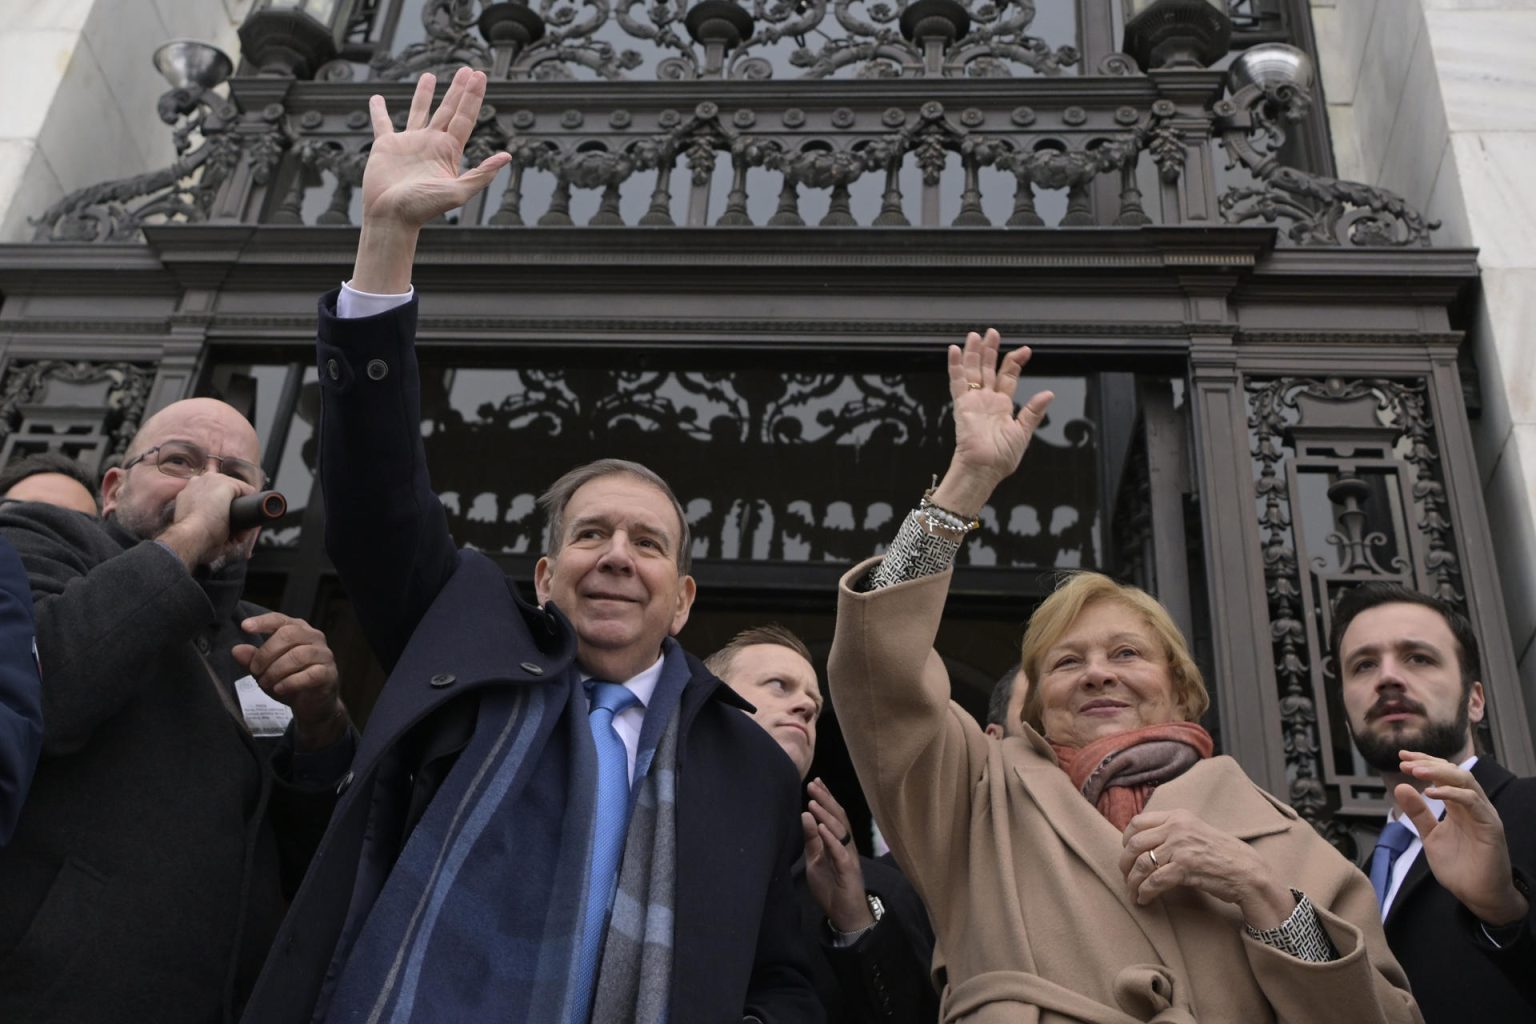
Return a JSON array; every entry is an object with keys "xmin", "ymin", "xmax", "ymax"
[
  {"xmin": 0, "ymin": 506, "xmax": 212, "ymax": 756},
  {"xmin": 823, "ymin": 856, "xmax": 940, "ymax": 1023},
  {"xmin": 0, "ymin": 535, "xmax": 41, "ymax": 845},
  {"xmin": 316, "ymin": 290, "xmax": 459, "ymax": 672}
]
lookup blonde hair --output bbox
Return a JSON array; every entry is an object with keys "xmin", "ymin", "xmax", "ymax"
[{"xmin": 1019, "ymin": 572, "xmax": 1209, "ymax": 735}]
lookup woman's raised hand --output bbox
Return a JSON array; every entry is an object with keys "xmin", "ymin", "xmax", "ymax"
[
  {"xmin": 929, "ymin": 329, "xmax": 1054, "ymax": 518},
  {"xmin": 362, "ymin": 67, "xmax": 510, "ymax": 230}
]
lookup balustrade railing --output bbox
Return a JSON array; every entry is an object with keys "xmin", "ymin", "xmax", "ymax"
[{"xmin": 31, "ymin": 40, "xmax": 1436, "ymax": 246}]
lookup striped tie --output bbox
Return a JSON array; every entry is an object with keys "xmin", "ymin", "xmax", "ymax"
[{"xmin": 573, "ymin": 680, "xmax": 638, "ymax": 1019}]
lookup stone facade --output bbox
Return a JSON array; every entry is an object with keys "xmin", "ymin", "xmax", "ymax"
[
  {"xmin": 0, "ymin": 0, "xmax": 250, "ymax": 241},
  {"xmin": 1314, "ymin": 0, "xmax": 1536, "ymax": 740}
]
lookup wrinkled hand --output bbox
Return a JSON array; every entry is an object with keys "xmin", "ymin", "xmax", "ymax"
[
  {"xmin": 802, "ymin": 778, "xmax": 873, "ymax": 933},
  {"xmin": 1121, "ymin": 809, "xmax": 1296, "ymax": 930},
  {"xmin": 1396, "ymin": 750, "xmax": 1528, "ymax": 926},
  {"xmin": 362, "ymin": 67, "xmax": 510, "ymax": 230},
  {"xmin": 159, "ymin": 472, "xmax": 257, "ymax": 570},
  {"xmin": 233, "ymin": 612, "xmax": 348, "ymax": 751},
  {"xmin": 929, "ymin": 329, "xmax": 1054, "ymax": 518}
]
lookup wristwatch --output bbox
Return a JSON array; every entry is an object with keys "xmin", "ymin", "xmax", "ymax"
[
  {"xmin": 827, "ymin": 892, "xmax": 886, "ymax": 943},
  {"xmin": 865, "ymin": 892, "xmax": 886, "ymax": 924}
]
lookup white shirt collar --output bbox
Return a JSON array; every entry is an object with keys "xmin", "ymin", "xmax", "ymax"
[{"xmin": 579, "ymin": 652, "xmax": 665, "ymax": 709}]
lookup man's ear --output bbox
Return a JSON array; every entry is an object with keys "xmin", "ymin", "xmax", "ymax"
[
  {"xmin": 99, "ymin": 467, "xmax": 126, "ymax": 516},
  {"xmin": 1467, "ymin": 680, "xmax": 1486, "ymax": 726},
  {"xmin": 984, "ymin": 723, "xmax": 1003, "ymax": 740},
  {"xmin": 533, "ymin": 556, "xmax": 554, "ymax": 606},
  {"xmin": 669, "ymin": 574, "xmax": 697, "ymax": 637}
]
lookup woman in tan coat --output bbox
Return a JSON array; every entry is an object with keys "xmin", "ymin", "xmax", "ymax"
[{"xmin": 827, "ymin": 330, "xmax": 1420, "ymax": 1023}]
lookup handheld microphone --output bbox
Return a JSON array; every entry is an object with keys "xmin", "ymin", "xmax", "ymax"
[{"xmin": 229, "ymin": 491, "xmax": 287, "ymax": 531}]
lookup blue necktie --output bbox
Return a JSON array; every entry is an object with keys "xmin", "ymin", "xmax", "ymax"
[
  {"xmin": 574, "ymin": 680, "xmax": 639, "ymax": 1017},
  {"xmin": 1368, "ymin": 820, "xmax": 1415, "ymax": 912}
]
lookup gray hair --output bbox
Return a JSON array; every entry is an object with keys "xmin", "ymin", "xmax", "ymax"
[{"xmin": 537, "ymin": 458, "xmax": 693, "ymax": 573}]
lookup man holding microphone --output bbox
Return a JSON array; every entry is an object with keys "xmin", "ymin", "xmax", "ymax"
[{"xmin": 0, "ymin": 397, "xmax": 352, "ymax": 1024}]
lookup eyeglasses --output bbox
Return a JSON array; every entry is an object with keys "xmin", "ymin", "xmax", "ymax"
[{"xmin": 122, "ymin": 440, "xmax": 268, "ymax": 490}]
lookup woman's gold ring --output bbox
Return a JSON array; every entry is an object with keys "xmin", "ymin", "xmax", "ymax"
[
  {"xmin": 1146, "ymin": 849, "xmax": 1159, "ymax": 868},
  {"xmin": 967, "ymin": 382, "xmax": 983, "ymax": 390}
]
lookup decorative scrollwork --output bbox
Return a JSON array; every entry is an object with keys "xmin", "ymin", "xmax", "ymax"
[
  {"xmin": 31, "ymin": 87, "xmax": 288, "ymax": 243},
  {"xmin": 1248, "ymin": 376, "xmax": 1357, "ymax": 856},
  {"xmin": 383, "ymin": 0, "xmax": 1078, "ymax": 80},
  {"xmin": 1247, "ymin": 374, "xmax": 1472, "ymax": 851},
  {"xmin": 1217, "ymin": 79, "xmax": 1437, "ymax": 246},
  {"xmin": 416, "ymin": 362, "xmax": 1100, "ymax": 567},
  {"xmin": 371, "ymin": 0, "xmax": 494, "ymax": 80},
  {"xmin": 0, "ymin": 360, "xmax": 157, "ymax": 464}
]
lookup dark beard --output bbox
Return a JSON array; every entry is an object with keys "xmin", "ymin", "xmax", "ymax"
[{"xmin": 1350, "ymin": 699, "xmax": 1471, "ymax": 773}]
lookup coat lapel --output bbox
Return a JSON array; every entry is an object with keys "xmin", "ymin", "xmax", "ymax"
[
  {"xmin": 1150, "ymin": 757, "xmax": 1297, "ymax": 843},
  {"xmin": 355, "ymin": 550, "xmax": 576, "ymax": 769}
]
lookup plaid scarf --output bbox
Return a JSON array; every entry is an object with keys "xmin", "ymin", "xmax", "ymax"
[
  {"xmin": 1050, "ymin": 721, "xmax": 1214, "ymax": 830},
  {"xmin": 324, "ymin": 643, "xmax": 691, "ymax": 1024},
  {"xmin": 590, "ymin": 712, "xmax": 678, "ymax": 1024}
]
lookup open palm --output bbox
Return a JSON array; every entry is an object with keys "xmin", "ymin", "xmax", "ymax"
[
  {"xmin": 1397, "ymin": 752, "xmax": 1523, "ymax": 924},
  {"xmin": 948, "ymin": 329, "xmax": 1054, "ymax": 487},
  {"xmin": 362, "ymin": 67, "xmax": 510, "ymax": 229}
]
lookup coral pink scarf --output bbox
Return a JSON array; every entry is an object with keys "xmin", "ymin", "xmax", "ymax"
[{"xmin": 1049, "ymin": 721, "xmax": 1215, "ymax": 830}]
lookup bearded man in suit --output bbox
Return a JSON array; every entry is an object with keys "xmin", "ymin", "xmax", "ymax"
[{"xmin": 1332, "ymin": 582, "xmax": 1535, "ymax": 1022}]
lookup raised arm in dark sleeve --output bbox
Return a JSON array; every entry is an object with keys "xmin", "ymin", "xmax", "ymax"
[{"xmin": 316, "ymin": 290, "xmax": 458, "ymax": 671}]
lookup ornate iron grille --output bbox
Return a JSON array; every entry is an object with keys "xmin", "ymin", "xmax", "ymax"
[
  {"xmin": 328, "ymin": 0, "xmax": 1082, "ymax": 83},
  {"xmin": 1247, "ymin": 375, "xmax": 1474, "ymax": 855},
  {"xmin": 0, "ymin": 360, "xmax": 158, "ymax": 474},
  {"xmin": 419, "ymin": 360, "xmax": 1101, "ymax": 566}
]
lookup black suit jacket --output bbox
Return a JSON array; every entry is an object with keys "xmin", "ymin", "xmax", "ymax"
[
  {"xmin": 796, "ymin": 852, "xmax": 938, "ymax": 1023},
  {"xmin": 1379, "ymin": 757, "xmax": 1536, "ymax": 1023},
  {"xmin": 241, "ymin": 292, "xmax": 820, "ymax": 1024},
  {"xmin": 0, "ymin": 505, "xmax": 343, "ymax": 1024}
]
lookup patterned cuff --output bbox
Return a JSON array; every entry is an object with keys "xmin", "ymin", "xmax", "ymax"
[
  {"xmin": 1244, "ymin": 891, "xmax": 1337, "ymax": 963},
  {"xmin": 862, "ymin": 508, "xmax": 965, "ymax": 591}
]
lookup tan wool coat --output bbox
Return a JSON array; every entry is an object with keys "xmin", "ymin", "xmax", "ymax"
[{"xmin": 828, "ymin": 560, "xmax": 1422, "ymax": 1024}]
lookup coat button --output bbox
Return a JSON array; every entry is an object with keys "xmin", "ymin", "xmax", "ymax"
[
  {"xmin": 336, "ymin": 769, "xmax": 354, "ymax": 796},
  {"xmin": 519, "ymin": 661, "xmax": 544, "ymax": 676},
  {"xmin": 194, "ymin": 635, "xmax": 211, "ymax": 655},
  {"xmin": 365, "ymin": 358, "xmax": 388, "ymax": 381},
  {"xmin": 326, "ymin": 357, "xmax": 340, "ymax": 380},
  {"xmin": 429, "ymin": 672, "xmax": 455, "ymax": 688}
]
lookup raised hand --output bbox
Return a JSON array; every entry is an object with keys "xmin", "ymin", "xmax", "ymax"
[
  {"xmin": 353, "ymin": 67, "xmax": 511, "ymax": 293},
  {"xmin": 363, "ymin": 67, "xmax": 509, "ymax": 228},
  {"xmin": 1396, "ymin": 750, "xmax": 1528, "ymax": 926},
  {"xmin": 929, "ymin": 328, "xmax": 1054, "ymax": 518}
]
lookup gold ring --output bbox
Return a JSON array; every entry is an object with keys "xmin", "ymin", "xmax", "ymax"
[
  {"xmin": 1146, "ymin": 849, "xmax": 1159, "ymax": 868},
  {"xmin": 967, "ymin": 382, "xmax": 983, "ymax": 390}
]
